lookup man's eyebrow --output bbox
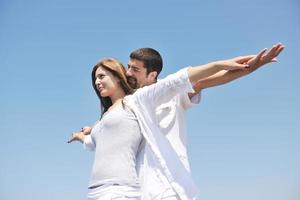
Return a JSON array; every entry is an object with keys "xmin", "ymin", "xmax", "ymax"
[{"xmin": 128, "ymin": 65, "xmax": 140, "ymax": 70}]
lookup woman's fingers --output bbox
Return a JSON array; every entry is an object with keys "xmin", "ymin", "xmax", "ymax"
[{"xmin": 67, "ymin": 132, "xmax": 76, "ymax": 143}]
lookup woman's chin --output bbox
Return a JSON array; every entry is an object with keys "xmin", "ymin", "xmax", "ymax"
[{"xmin": 100, "ymin": 92, "xmax": 109, "ymax": 98}]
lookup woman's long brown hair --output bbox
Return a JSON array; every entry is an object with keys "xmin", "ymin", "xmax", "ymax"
[{"xmin": 91, "ymin": 58, "xmax": 133, "ymax": 116}]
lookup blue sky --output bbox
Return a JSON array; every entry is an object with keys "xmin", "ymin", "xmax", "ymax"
[{"xmin": 1, "ymin": 0, "xmax": 299, "ymax": 199}]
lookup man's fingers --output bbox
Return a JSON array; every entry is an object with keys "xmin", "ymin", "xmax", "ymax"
[
  {"xmin": 250, "ymin": 48, "xmax": 268, "ymax": 65},
  {"xmin": 231, "ymin": 43, "xmax": 284, "ymax": 71},
  {"xmin": 256, "ymin": 48, "xmax": 268, "ymax": 60},
  {"xmin": 274, "ymin": 45, "xmax": 285, "ymax": 57},
  {"xmin": 265, "ymin": 45, "xmax": 284, "ymax": 63},
  {"xmin": 245, "ymin": 48, "xmax": 267, "ymax": 68},
  {"xmin": 235, "ymin": 55, "xmax": 255, "ymax": 63},
  {"xmin": 266, "ymin": 45, "xmax": 278, "ymax": 59},
  {"xmin": 232, "ymin": 63, "xmax": 249, "ymax": 70},
  {"xmin": 263, "ymin": 44, "xmax": 283, "ymax": 61}
]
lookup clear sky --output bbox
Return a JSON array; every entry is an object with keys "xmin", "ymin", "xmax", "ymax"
[{"xmin": 1, "ymin": 0, "xmax": 299, "ymax": 199}]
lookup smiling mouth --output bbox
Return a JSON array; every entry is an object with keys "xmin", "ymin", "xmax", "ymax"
[{"xmin": 127, "ymin": 77, "xmax": 137, "ymax": 88}]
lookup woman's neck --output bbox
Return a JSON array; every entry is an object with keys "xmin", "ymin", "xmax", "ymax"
[
  {"xmin": 110, "ymin": 89, "xmax": 126, "ymax": 105},
  {"xmin": 106, "ymin": 90, "xmax": 125, "ymax": 113}
]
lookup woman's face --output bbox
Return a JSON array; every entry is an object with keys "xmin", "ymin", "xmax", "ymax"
[{"xmin": 94, "ymin": 67, "xmax": 120, "ymax": 97}]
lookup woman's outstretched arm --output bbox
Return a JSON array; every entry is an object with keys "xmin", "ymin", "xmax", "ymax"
[{"xmin": 67, "ymin": 126, "xmax": 92, "ymax": 144}]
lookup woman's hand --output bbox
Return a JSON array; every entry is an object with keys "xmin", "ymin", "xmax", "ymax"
[
  {"xmin": 81, "ymin": 126, "xmax": 92, "ymax": 135},
  {"xmin": 67, "ymin": 127, "xmax": 91, "ymax": 144}
]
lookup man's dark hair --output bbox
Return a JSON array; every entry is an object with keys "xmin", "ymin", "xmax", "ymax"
[{"xmin": 130, "ymin": 48, "xmax": 163, "ymax": 77}]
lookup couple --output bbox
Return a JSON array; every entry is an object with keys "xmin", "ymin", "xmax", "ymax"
[{"xmin": 68, "ymin": 43, "xmax": 284, "ymax": 200}]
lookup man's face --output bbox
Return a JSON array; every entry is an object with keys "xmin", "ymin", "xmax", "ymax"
[{"xmin": 126, "ymin": 58, "xmax": 155, "ymax": 89}]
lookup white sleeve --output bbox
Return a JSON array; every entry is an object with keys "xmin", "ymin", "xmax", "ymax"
[
  {"xmin": 83, "ymin": 135, "xmax": 96, "ymax": 151},
  {"xmin": 134, "ymin": 68, "xmax": 195, "ymax": 109},
  {"xmin": 179, "ymin": 92, "xmax": 201, "ymax": 110}
]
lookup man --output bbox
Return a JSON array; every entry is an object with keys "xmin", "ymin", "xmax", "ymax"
[
  {"xmin": 70, "ymin": 43, "xmax": 284, "ymax": 199},
  {"xmin": 126, "ymin": 44, "xmax": 284, "ymax": 163},
  {"xmin": 124, "ymin": 43, "xmax": 284, "ymax": 199}
]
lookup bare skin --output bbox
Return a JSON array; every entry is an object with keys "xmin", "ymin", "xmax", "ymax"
[
  {"xmin": 68, "ymin": 43, "xmax": 285, "ymax": 143},
  {"xmin": 190, "ymin": 43, "xmax": 285, "ymax": 97},
  {"xmin": 68, "ymin": 66, "xmax": 125, "ymax": 144}
]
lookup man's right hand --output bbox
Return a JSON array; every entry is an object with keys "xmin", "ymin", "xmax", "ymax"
[{"xmin": 246, "ymin": 43, "xmax": 285, "ymax": 72}]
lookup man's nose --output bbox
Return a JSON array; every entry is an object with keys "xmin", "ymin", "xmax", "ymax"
[{"xmin": 126, "ymin": 69, "xmax": 132, "ymax": 77}]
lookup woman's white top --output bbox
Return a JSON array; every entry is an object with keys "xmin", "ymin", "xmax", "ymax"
[{"xmin": 88, "ymin": 105, "xmax": 143, "ymax": 189}]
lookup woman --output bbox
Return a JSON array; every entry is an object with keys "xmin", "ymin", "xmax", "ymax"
[
  {"xmin": 70, "ymin": 59, "xmax": 142, "ymax": 199},
  {"xmin": 68, "ymin": 56, "xmax": 257, "ymax": 200}
]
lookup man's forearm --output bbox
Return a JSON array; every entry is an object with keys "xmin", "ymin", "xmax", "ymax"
[
  {"xmin": 187, "ymin": 56, "xmax": 251, "ymax": 85},
  {"xmin": 188, "ymin": 43, "xmax": 285, "ymax": 99},
  {"xmin": 187, "ymin": 62, "xmax": 223, "ymax": 85},
  {"xmin": 193, "ymin": 69, "xmax": 250, "ymax": 92}
]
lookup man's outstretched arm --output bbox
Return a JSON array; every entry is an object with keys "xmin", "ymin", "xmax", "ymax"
[{"xmin": 189, "ymin": 43, "xmax": 285, "ymax": 98}]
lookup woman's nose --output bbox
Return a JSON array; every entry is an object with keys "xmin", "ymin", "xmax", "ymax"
[{"xmin": 95, "ymin": 77, "xmax": 101, "ymax": 85}]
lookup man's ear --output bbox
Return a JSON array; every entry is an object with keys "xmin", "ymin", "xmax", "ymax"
[{"xmin": 148, "ymin": 71, "xmax": 157, "ymax": 80}]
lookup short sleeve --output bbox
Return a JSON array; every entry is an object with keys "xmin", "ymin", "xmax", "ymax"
[{"xmin": 179, "ymin": 92, "xmax": 201, "ymax": 110}]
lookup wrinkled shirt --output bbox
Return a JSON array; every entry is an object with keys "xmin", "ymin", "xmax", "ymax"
[
  {"xmin": 84, "ymin": 68, "xmax": 199, "ymax": 199},
  {"xmin": 124, "ymin": 68, "xmax": 198, "ymax": 200}
]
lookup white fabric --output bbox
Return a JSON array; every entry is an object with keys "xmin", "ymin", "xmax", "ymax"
[
  {"xmin": 124, "ymin": 68, "xmax": 198, "ymax": 200},
  {"xmin": 88, "ymin": 185, "xmax": 141, "ymax": 200},
  {"xmin": 84, "ymin": 68, "xmax": 199, "ymax": 199},
  {"xmin": 84, "ymin": 134, "xmax": 95, "ymax": 151},
  {"xmin": 84, "ymin": 81, "xmax": 201, "ymax": 172},
  {"xmin": 88, "ymin": 105, "xmax": 142, "ymax": 188},
  {"xmin": 155, "ymin": 91, "xmax": 200, "ymax": 172}
]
